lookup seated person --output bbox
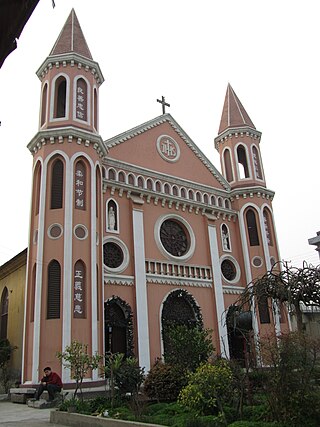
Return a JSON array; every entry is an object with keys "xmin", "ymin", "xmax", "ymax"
[{"xmin": 35, "ymin": 366, "xmax": 62, "ymax": 401}]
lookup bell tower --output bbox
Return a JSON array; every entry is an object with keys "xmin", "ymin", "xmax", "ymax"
[{"xmin": 22, "ymin": 10, "xmax": 107, "ymax": 385}]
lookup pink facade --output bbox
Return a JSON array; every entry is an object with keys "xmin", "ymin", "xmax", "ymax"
[{"xmin": 22, "ymin": 10, "xmax": 289, "ymax": 386}]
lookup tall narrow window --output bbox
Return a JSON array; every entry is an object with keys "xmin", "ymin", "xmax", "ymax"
[
  {"xmin": 252, "ymin": 146, "xmax": 263, "ymax": 180},
  {"xmin": 263, "ymin": 209, "xmax": 273, "ymax": 246},
  {"xmin": 30, "ymin": 264, "xmax": 36, "ymax": 322},
  {"xmin": 224, "ymin": 149, "xmax": 234, "ymax": 182},
  {"xmin": 34, "ymin": 162, "xmax": 42, "ymax": 215},
  {"xmin": 96, "ymin": 167, "xmax": 101, "ymax": 218},
  {"xmin": 246, "ymin": 209, "xmax": 260, "ymax": 246},
  {"xmin": 54, "ymin": 76, "xmax": 67, "ymax": 118},
  {"xmin": 0, "ymin": 287, "xmax": 9, "ymax": 340},
  {"xmin": 74, "ymin": 160, "xmax": 86, "ymax": 210},
  {"xmin": 47, "ymin": 260, "xmax": 61, "ymax": 319},
  {"xmin": 73, "ymin": 260, "xmax": 86, "ymax": 319},
  {"xmin": 76, "ymin": 78, "xmax": 88, "ymax": 122},
  {"xmin": 41, "ymin": 83, "xmax": 48, "ymax": 126},
  {"xmin": 237, "ymin": 145, "xmax": 250, "ymax": 179},
  {"xmin": 258, "ymin": 296, "xmax": 270, "ymax": 324},
  {"xmin": 50, "ymin": 159, "xmax": 64, "ymax": 209},
  {"xmin": 93, "ymin": 88, "xmax": 98, "ymax": 130}
]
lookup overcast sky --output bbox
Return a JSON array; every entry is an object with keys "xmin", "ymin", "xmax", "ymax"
[{"xmin": 0, "ymin": 0, "xmax": 319, "ymax": 267}]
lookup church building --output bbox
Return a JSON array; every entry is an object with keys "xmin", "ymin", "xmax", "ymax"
[{"xmin": 20, "ymin": 9, "xmax": 289, "ymax": 386}]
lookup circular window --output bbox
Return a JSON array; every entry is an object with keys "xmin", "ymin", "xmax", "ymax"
[
  {"xmin": 104, "ymin": 242, "xmax": 124, "ymax": 269},
  {"xmin": 103, "ymin": 237, "xmax": 129, "ymax": 273},
  {"xmin": 220, "ymin": 255, "xmax": 241, "ymax": 284},
  {"xmin": 221, "ymin": 259, "xmax": 237, "ymax": 281},
  {"xmin": 252, "ymin": 256, "xmax": 263, "ymax": 268},
  {"xmin": 48, "ymin": 223, "xmax": 63, "ymax": 239},
  {"xmin": 160, "ymin": 219, "xmax": 189, "ymax": 257},
  {"xmin": 74, "ymin": 224, "xmax": 88, "ymax": 240},
  {"xmin": 155, "ymin": 214, "xmax": 195, "ymax": 261}
]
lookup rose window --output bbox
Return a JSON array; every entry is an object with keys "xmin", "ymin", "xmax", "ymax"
[
  {"xmin": 160, "ymin": 219, "xmax": 189, "ymax": 257},
  {"xmin": 103, "ymin": 242, "xmax": 124, "ymax": 269},
  {"xmin": 221, "ymin": 259, "xmax": 237, "ymax": 281}
]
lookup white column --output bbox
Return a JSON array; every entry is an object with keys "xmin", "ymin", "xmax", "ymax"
[
  {"xmin": 91, "ymin": 164, "xmax": 98, "ymax": 380},
  {"xmin": 132, "ymin": 208, "xmax": 150, "ymax": 371},
  {"xmin": 208, "ymin": 224, "xmax": 229, "ymax": 358}
]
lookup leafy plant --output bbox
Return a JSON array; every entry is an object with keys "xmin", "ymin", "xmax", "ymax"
[
  {"xmin": 56, "ymin": 340, "xmax": 101, "ymax": 398},
  {"xmin": 0, "ymin": 338, "xmax": 17, "ymax": 393}
]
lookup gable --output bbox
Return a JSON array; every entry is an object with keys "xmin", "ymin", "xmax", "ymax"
[{"xmin": 105, "ymin": 114, "xmax": 229, "ymax": 191}]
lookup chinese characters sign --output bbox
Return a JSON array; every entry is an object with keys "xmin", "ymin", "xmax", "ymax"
[
  {"xmin": 75, "ymin": 161, "xmax": 86, "ymax": 210},
  {"xmin": 76, "ymin": 78, "xmax": 87, "ymax": 122},
  {"xmin": 73, "ymin": 261, "xmax": 85, "ymax": 318}
]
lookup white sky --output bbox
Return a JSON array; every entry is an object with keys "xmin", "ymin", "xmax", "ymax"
[{"xmin": 0, "ymin": 0, "xmax": 319, "ymax": 267}]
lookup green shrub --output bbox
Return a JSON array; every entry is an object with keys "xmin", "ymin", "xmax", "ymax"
[
  {"xmin": 144, "ymin": 360, "xmax": 188, "ymax": 401},
  {"xmin": 178, "ymin": 360, "xmax": 233, "ymax": 416},
  {"xmin": 114, "ymin": 356, "xmax": 144, "ymax": 396}
]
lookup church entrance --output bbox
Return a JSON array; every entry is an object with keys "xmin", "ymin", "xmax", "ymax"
[
  {"xmin": 161, "ymin": 289, "xmax": 203, "ymax": 358},
  {"xmin": 104, "ymin": 297, "xmax": 133, "ymax": 356}
]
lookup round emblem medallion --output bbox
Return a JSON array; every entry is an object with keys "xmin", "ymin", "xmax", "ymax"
[{"xmin": 156, "ymin": 135, "xmax": 180, "ymax": 162}]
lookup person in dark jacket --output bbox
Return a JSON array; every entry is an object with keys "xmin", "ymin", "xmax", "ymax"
[{"xmin": 35, "ymin": 367, "xmax": 63, "ymax": 401}]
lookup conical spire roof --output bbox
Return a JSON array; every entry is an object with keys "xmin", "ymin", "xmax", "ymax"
[
  {"xmin": 49, "ymin": 9, "xmax": 92, "ymax": 59},
  {"xmin": 218, "ymin": 84, "xmax": 255, "ymax": 134}
]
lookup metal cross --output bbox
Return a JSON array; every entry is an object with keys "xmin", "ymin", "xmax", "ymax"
[{"xmin": 157, "ymin": 96, "xmax": 170, "ymax": 114}]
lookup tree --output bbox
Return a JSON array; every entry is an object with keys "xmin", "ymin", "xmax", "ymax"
[
  {"xmin": 0, "ymin": 338, "xmax": 17, "ymax": 393},
  {"xmin": 236, "ymin": 261, "xmax": 320, "ymax": 333},
  {"xmin": 56, "ymin": 340, "xmax": 101, "ymax": 398}
]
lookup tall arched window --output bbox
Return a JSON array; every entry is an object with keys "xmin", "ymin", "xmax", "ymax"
[
  {"xmin": 0, "ymin": 287, "xmax": 9, "ymax": 340},
  {"xmin": 54, "ymin": 76, "xmax": 67, "ymax": 118},
  {"xmin": 223, "ymin": 148, "xmax": 234, "ymax": 182},
  {"xmin": 50, "ymin": 159, "xmax": 64, "ymax": 209},
  {"xmin": 47, "ymin": 260, "xmax": 61, "ymax": 319},
  {"xmin": 96, "ymin": 167, "xmax": 101, "ymax": 218},
  {"xmin": 33, "ymin": 162, "xmax": 42, "ymax": 215},
  {"xmin": 237, "ymin": 145, "xmax": 250, "ymax": 179},
  {"xmin": 73, "ymin": 260, "xmax": 86, "ymax": 319},
  {"xmin": 263, "ymin": 209, "xmax": 273, "ymax": 246},
  {"xmin": 40, "ymin": 83, "xmax": 48, "ymax": 127},
  {"xmin": 74, "ymin": 160, "xmax": 86, "ymax": 210},
  {"xmin": 93, "ymin": 88, "xmax": 98, "ymax": 130},
  {"xmin": 246, "ymin": 209, "xmax": 260, "ymax": 246},
  {"xmin": 252, "ymin": 146, "xmax": 263, "ymax": 180},
  {"xmin": 75, "ymin": 78, "xmax": 88, "ymax": 122},
  {"xmin": 30, "ymin": 264, "xmax": 36, "ymax": 322}
]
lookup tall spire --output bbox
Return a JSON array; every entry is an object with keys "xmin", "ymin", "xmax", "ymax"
[
  {"xmin": 49, "ymin": 9, "xmax": 92, "ymax": 59},
  {"xmin": 218, "ymin": 84, "xmax": 255, "ymax": 135}
]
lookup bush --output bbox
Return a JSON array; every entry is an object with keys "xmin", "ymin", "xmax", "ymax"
[
  {"xmin": 114, "ymin": 356, "xmax": 144, "ymax": 396},
  {"xmin": 144, "ymin": 360, "xmax": 188, "ymax": 402},
  {"xmin": 178, "ymin": 360, "xmax": 233, "ymax": 416}
]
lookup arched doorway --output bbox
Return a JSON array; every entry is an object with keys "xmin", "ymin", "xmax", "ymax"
[
  {"xmin": 161, "ymin": 289, "xmax": 203, "ymax": 358},
  {"xmin": 104, "ymin": 297, "xmax": 133, "ymax": 356}
]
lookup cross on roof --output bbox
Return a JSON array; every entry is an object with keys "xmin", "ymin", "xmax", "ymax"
[{"xmin": 157, "ymin": 96, "xmax": 170, "ymax": 114}]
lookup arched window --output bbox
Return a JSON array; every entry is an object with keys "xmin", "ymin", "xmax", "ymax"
[
  {"xmin": 203, "ymin": 194, "xmax": 209, "ymax": 204},
  {"xmin": 164, "ymin": 183, "xmax": 170, "ymax": 194},
  {"xmin": 118, "ymin": 171, "xmax": 125, "ymax": 182},
  {"xmin": 47, "ymin": 260, "xmax": 61, "ymax": 319},
  {"xmin": 210, "ymin": 195, "xmax": 216, "ymax": 206},
  {"xmin": 0, "ymin": 287, "xmax": 9, "ymax": 340},
  {"xmin": 172, "ymin": 186, "xmax": 179, "ymax": 196},
  {"xmin": 263, "ymin": 209, "xmax": 273, "ymax": 246},
  {"xmin": 128, "ymin": 174, "xmax": 135, "ymax": 185},
  {"xmin": 180, "ymin": 188, "xmax": 187, "ymax": 198},
  {"xmin": 108, "ymin": 169, "xmax": 116, "ymax": 180},
  {"xmin": 246, "ymin": 209, "xmax": 260, "ymax": 246},
  {"xmin": 196, "ymin": 192, "xmax": 201, "ymax": 202},
  {"xmin": 252, "ymin": 146, "xmax": 263, "ymax": 180},
  {"xmin": 106, "ymin": 199, "xmax": 118, "ymax": 232},
  {"xmin": 223, "ymin": 149, "xmax": 234, "ymax": 182},
  {"xmin": 237, "ymin": 145, "xmax": 250, "ymax": 179},
  {"xmin": 258, "ymin": 296, "xmax": 271, "ymax": 324},
  {"xmin": 75, "ymin": 78, "xmax": 88, "ymax": 122},
  {"xmin": 96, "ymin": 167, "xmax": 101, "ymax": 218},
  {"xmin": 188, "ymin": 189, "xmax": 194, "ymax": 200},
  {"xmin": 54, "ymin": 76, "xmax": 67, "ymax": 118},
  {"xmin": 221, "ymin": 224, "xmax": 231, "ymax": 251},
  {"xmin": 137, "ymin": 176, "xmax": 144, "ymax": 188},
  {"xmin": 155, "ymin": 181, "xmax": 161, "ymax": 192},
  {"xmin": 225, "ymin": 199, "xmax": 231, "ymax": 209},
  {"xmin": 93, "ymin": 88, "xmax": 98, "ymax": 130},
  {"xmin": 50, "ymin": 159, "xmax": 64, "ymax": 209},
  {"xmin": 33, "ymin": 162, "xmax": 42, "ymax": 215},
  {"xmin": 40, "ymin": 83, "xmax": 48, "ymax": 127},
  {"xmin": 75, "ymin": 160, "xmax": 86, "ymax": 210},
  {"xmin": 73, "ymin": 260, "xmax": 85, "ymax": 319},
  {"xmin": 146, "ymin": 179, "xmax": 153, "ymax": 190},
  {"xmin": 218, "ymin": 197, "xmax": 223, "ymax": 207}
]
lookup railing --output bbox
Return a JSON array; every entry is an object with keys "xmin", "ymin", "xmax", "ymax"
[{"xmin": 145, "ymin": 259, "xmax": 212, "ymax": 281}]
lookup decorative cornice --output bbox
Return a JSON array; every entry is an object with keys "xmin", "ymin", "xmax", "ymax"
[
  {"xmin": 223, "ymin": 285, "xmax": 245, "ymax": 295},
  {"xmin": 27, "ymin": 126, "xmax": 108, "ymax": 158},
  {"xmin": 36, "ymin": 53, "xmax": 104, "ymax": 86},
  {"xmin": 146, "ymin": 275, "xmax": 212, "ymax": 288},
  {"xmin": 230, "ymin": 186, "xmax": 275, "ymax": 201},
  {"xmin": 104, "ymin": 274, "xmax": 134, "ymax": 286},
  {"xmin": 214, "ymin": 126, "xmax": 262, "ymax": 151},
  {"xmin": 105, "ymin": 114, "xmax": 230, "ymax": 191}
]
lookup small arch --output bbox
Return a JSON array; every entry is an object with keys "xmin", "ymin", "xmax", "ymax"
[
  {"xmin": 223, "ymin": 148, "xmax": 234, "ymax": 182},
  {"xmin": 0, "ymin": 287, "xmax": 9, "ymax": 340},
  {"xmin": 210, "ymin": 195, "xmax": 216, "ymax": 206},
  {"xmin": 155, "ymin": 180, "xmax": 162, "ymax": 192},
  {"xmin": 164, "ymin": 183, "xmax": 171, "ymax": 194},
  {"xmin": 203, "ymin": 193, "xmax": 209, "ymax": 204},
  {"xmin": 128, "ymin": 173, "xmax": 135, "ymax": 186},
  {"xmin": 40, "ymin": 83, "xmax": 48, "ymax": 127},
  {"xmin": 225, "ymin": 199, "xmax": 231, "ymax": 209},
  {"xmin": 73, "ymin": 260, "xmax": 86, "ymax": 318},
  {"xmin": 236, "ymin": 144, "xmax": 250, "ymax": 179},
  {"xmin": 137, "ymin": 176, "xmax": 145, "ymax": 188},
  {"xmin": 54, "ymin": 76, "xmax": 67, "ymax": 118},
  {"xmin": 246, "ymin": 208, "xmax": 260, "ymax": 246},
  {"xmin": 195, "ymin": 191, "xmax": 201, "ymax": 202},
  {"xmin": 108, "ymin": 168, "xmax": 116, "ymax": 181},
  {"xmin": 252, "ymin": 145, "xmax": 263, "ymax": 180},
  {"xmin": 50, "ymin": 158, "xmax": 64, "ymax": 209},
  {"xmin": 106, "ymin": 199, "xmax": 119, "ymax": 233},
  {"xmin": 172, "ymin": 185, "xmax": 179, "ymax": 196},
  {"xmin": 218, "ymin": 197, "xmax": 223, "ymax": 207},
  {"xmin": 47, "ymin": 260, "xmax": 61, "ymax": 319},
  {"xmin": 118, "ymin": 171, "xmax": 125, "ymax": 183},
  {"xmin": 101, "ymin": 166, "xmax": 107, "ymax": 179},
  {"xmin": 188, "ymin": 189, "xmax": 194, "ymax": 200},
  {"xmin": 146, "ymin": 178, "xmax": 153, "ymax": 190},
  {"xmin": 221, "ymin": 223, "xmax": 231, "ymax": 251},
  {"xmin": 180, "ymin": 187, "xmax": 187, "ymax": 199}
]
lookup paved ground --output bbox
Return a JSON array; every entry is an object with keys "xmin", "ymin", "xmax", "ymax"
[{"xmin": 0, "ymin": 400, "xmax": 67, "ymax": 427}]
